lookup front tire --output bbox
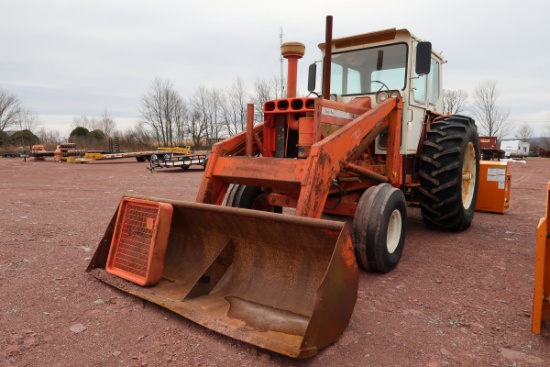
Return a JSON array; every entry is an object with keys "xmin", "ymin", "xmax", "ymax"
[
  {"xmin": 418, "ymin": 115, "xmax": 480, "ymax": 231},
  {"xmin": 225, "ymin": 184, "xmax": 282, "ymax": 213},
  {"xmin": 353, "ymin": 184, "xmax": 407, "ymax": 273}
]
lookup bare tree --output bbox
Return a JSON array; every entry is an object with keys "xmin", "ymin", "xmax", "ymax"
[
  {"xmin": 36, "ymin": 127, "xmax": 61, "ymax": 150},
  {"xmin": 139, "ymin": 77, "xmax": 188, "ymax": 147},
  {"xmin": 0, "ymin": 88, "xmax": 22, "ymax": 131},
  {"xmin": 221, "ymin": 77, "xmax": 248, "ymax": 136},
  {"xmin": 187, "ymin": 109, "xmax": 207, "ymax": 148},
  {"xmin": 471, "ymin": 80, "xmax": 511, "ymax": 138},
  {"xmin": 72, "ymin": 115, "xmax": 96, "ymax": 130},
  {"xmin": 18, "ymin": 108, "xmax": 41, "ymax": 132},
  {"xmin": 190, "ymin": 86, "xmax": 224, "ymax": 147},
  {"xmin": 71, "ymin": 110, "xmax": 116, "ymax": 137},
  {"xmin": 515, "ymin": 122, "xmax": 534, "ymax": 141},
  {"xmin": 95, "ymin": 109, "xmax": 116, "ymax": 137},
  {"xmin": 252, "ymin": 77, "xmax": 278, "ymax": 123},
  {"xmin": 120, "ymin": 124, "xmax": 153, "ymax": 151},
  {"xmin": 207, "ymin": 88, "xmax": 223, "ymax": 140},
  {"xmin": 443, "ymin": 89, "xmax": 468, "ymax": 114}
]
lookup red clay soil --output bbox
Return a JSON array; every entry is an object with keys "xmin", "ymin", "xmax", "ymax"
[{"xmin": 1, "ymin": 157, "xmax": 550, "ymax": 366}]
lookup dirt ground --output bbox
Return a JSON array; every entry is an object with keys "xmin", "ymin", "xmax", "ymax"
[{"xmin": 1, "ymin": 156, "xmax": 550, "ymax": 367}]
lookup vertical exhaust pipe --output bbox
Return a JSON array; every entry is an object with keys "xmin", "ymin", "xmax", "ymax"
[
  {"xmin": 281, "ymin": 42, "xmax": 305, "ymax": 98},
  {"xmin": 323, "ymin": 15, "xmax": 333, "ymax": 99}
]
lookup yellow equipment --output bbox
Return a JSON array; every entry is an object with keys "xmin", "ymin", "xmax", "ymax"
[{"xmin": 158, "ymin": 146, "xmax": 192, "ymax": 155}]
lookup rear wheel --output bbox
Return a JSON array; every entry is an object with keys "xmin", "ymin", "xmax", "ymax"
[
  {"xmin": 418, "ymin": 115, "xmax": 480, "ymax": 231},
  {"xmin": 225, "ymin": 184, "xmax": 282, "ymax": 213},
  {"xmin": 353, "ymin": 184, "xmax": 407, "ymax": 273}
]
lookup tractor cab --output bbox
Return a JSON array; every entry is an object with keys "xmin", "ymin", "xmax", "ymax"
[{"xmin": 309, "ymin": 28, "xmax": 445, "ymax": 154}]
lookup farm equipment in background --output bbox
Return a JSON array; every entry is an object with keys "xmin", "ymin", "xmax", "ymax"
[
  {"xmin": 88, "ymin": 17, "xmax": 480, "ymax": 358},
  {"xmin": 479, "ymin": 136, "xmax": 506, "ymax": 160},
  {"xmin": 147, "ymin": 153, "xmax": 208, "ymax": 171},
  {"xmin": 28, "ymin": 143, "xmax": 193, "ymax": 163},
  {"xmin": 53, "ymin": 143, "xmax": 84, "ymax": 162},
  {"xmin": 83, "ymin": 146, "xmax": 192, "ymax": 162},
  {"xmin": 532, "ymin": 182, "xmax": 550, "ymax": 334},
  {"xmin": 30, "ymin": 145, "xmax": 47, "ymax": 161}
]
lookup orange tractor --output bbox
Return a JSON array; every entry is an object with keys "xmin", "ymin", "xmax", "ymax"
[{"xmin": 88, "ymin": 17, "xmax": 480, "ymax": 358}]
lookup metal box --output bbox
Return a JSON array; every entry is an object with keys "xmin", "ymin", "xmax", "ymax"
[{"xmin": 475, "ymin": 161, "xmax": 511, "ymax": 214}]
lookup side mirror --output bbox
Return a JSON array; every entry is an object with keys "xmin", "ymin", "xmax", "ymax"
[
  {"xmin": 308, "ymin": 63, "xmax": 317, "ymax": 93},
  {"xmin": 415, "ymin": 41, "xmax": 432, "ymax": 76}
]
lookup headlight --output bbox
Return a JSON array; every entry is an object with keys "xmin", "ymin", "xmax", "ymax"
[{"xmin": 376, "ymin": 90, "xmax": 400, "ymax": 103}]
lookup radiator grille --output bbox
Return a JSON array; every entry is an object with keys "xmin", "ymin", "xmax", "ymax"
[
  {"xmin": 111, "ymin": 203, "xmax": 158, "ymax": 277},
  {"xmin": 106, "ymin": 198, "xmax": 173, "ymax": 286}
]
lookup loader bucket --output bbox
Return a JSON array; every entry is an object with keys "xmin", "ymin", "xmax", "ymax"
[{"xmin": 87, "ymin": 195, "xmax": 358, "ymax": 358}]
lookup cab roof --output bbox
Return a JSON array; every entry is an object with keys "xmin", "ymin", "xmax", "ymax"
[{"xmin": 318, "ymin": 28, "xmax": 443, "ymax": 60}]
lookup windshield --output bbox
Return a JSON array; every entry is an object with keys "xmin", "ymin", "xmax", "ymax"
[{"xmin": 329, "ymin": 43, "xmax": 408, "ymax": 96}]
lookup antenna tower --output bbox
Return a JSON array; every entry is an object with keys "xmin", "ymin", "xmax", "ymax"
[{"xmin": 279, "ymin": 27, "xmax": 285, "ymax": 97}]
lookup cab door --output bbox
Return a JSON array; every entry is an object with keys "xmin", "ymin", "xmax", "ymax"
[{"xmin": 406, "ymin": 44, "xmax": 441, "ymax": 153}]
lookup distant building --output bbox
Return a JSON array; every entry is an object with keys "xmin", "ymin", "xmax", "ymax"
[{"xmin": 499, "ymin": 140, "xmax": 530, "ymax": 158}]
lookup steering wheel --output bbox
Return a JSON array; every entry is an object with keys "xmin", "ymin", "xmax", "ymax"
[{"xmin": 371, "ymin": 80, "xmax": 389, "ymax": 92}]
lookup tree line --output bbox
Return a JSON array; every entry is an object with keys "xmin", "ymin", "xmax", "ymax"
[
  {"xmin": 135, "ymin": 76, "xmax": 283, "ymax": 149},
  {"xmin": 0, "ymin": 75, "xmax": 283, "ymax": 151},
  {"xmin": 444, "ymin": 80, "xmax": 539, "ymax": 141},
  {"xmin": 1, "ymin": 77, "xmax": 548, "ymax": 152}
]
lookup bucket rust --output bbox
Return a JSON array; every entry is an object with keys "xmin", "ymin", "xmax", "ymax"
[{"xmin": 87, "ymin": 195, "xmax": 358, "ymax": 358}]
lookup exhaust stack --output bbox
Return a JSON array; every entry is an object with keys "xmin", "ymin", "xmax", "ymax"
[{"xmin": 281, "ymin": 42, "xmax": 305, "ymax": 98}]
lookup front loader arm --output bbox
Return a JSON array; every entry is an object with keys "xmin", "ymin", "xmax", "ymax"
[
  {"xmin": 197, "ymin": 123, "xmax": 265, "ymax": 205},
  {"xmin": 295, "ymin": 97, "xmax": 403, "ymax": 218},
  {"xmin": 196, "ymin": 97, "xmax": 403, "ymax": 218}
]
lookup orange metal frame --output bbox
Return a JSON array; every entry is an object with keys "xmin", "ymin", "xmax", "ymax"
[
  {"xmin": 196, "ymin": 96, "xmax": 403, "ymax": 219},
  {"xmin": 532, "ymin": 182, "xmax": 550, "ymax": 333}
]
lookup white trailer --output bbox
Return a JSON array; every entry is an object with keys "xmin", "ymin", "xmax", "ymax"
[{"xmin": 500, "ymin": 140, "xmax": 530, "ymax": 158}]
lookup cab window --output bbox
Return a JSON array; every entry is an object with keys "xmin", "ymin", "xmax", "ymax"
[
  {"xmin": 330, "ymin": 43, "xmax": 408, "ymax": 95},
  {"xmin": 412, "ymin": 72, "xmax": 426, "ymax": 103},
  {"xmin": 428, "ymin": 58, "xmax": 440, "ymax": 105}
]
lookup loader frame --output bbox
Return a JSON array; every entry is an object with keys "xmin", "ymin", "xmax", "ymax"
[{"xmin": 198, "ymin": 96, "xmax": 406, "ymax": 218}]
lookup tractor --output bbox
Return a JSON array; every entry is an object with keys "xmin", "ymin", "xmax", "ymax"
[{"xmin": 88, "ymin": 16, "xmax": 480, "ymax": 358}]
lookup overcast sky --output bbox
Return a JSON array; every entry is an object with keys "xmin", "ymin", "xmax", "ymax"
[{"xmin": 1, "ymin": 0, "xmax": 549, "ymax": 138}]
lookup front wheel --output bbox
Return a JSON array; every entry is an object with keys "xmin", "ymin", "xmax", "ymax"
[
  {"xmin": 418, "ymin": 115, "xmax": 480, "ymax": 231},
  {"xmin": 225, "ymin": 184, "xmax": 282, "ymax": 213},
  {"xmin": 353, "ymin": 184, "xmax": 407, "ymax": 273}
]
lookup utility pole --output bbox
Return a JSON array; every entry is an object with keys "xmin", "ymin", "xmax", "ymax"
[{"xmin": 279, "ymin": 27, "xmax": 285, "ymax": 98}]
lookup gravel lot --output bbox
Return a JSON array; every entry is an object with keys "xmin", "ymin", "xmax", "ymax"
[{"xmin": 1, "ymin": 157, "xmax": 550, "ymax": 366}]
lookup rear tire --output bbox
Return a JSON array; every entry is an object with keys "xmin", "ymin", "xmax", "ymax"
[
  {"xmin": 418, "ymin": 115, "xmax": 480, "ymax": 231},
  {"xmin": 353, "ymin": 184, "xmax": 407, "ymax": 273},
  {"xmin": 225, "ymin": 184, "xmax": 282, "ymax": 213}
]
